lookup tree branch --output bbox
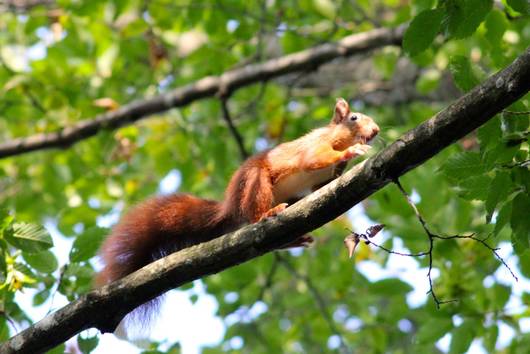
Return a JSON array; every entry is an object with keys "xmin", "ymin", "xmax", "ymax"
[
  {"xmin": 0, "ymin": 26, "xmax": 404, "ymax": 160},
  {"xmin": 2, "ymin": 47, "xmax": 529, "ymax": 354},
  {"xmin": 0, "ymin": 0, "xmax": 55, "ymax": 11}
]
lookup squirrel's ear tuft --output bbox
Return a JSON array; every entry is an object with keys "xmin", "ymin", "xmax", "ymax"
[{"xmin": 333, "ymin": 98, "xmax": 350, "ymax": 123}]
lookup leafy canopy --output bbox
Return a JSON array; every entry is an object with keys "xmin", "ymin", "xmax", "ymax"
[{"xmin": 0, "ymin": 0, "xmax": 529, "ymax": 353}]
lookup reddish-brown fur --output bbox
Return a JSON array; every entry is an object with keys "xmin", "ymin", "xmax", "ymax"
[
  {"xmin": 96, "ymin": 195, "xmax": 236, "ymax": 286},
  {"xmin": 96, "ymin": 98, "xmax": 379, "ymax": 332}
]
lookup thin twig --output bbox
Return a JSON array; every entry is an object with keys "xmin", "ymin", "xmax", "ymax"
[
  {"xmin": 22, "ymin": 86, "xmax": 46, "ymax": 114},
  {"xmin": 277, "ymin": 71, "xmax": 309, "ymax": 142},
  {"xmin": 47, "ymin": 264, "xmax": 68, "ymax": 315},
  {"xmin": 255, "ymin": 256, "xmax": 279, "ymax": 302},
  {"xmin": 501, "ymin": 159, "xmax": 530, "ymax": 168},
  {"xmin": 392, "ymin": 178, "xmax": 518, "ymax": 308},
  {"xmin": 367, "ymin": 238, "xmax": 428, "ymax": 257},
  {"xmin": 503, "ymin": 110, "xmax": 530, "ymax": 115},
  {"xmin": 0, "ymin": 311, "xmax": 19, "ymax": 333},
  {"xmin": 220, "ymin": 98, "xmax": 249, "ymax": 160},
  {"xmin": 393, "ymin": 179, "xmax": 431, "ymax": 236},
  {"xmin": 433, "ymin": 234, "xmax": 518, "ymax": 282},
  {"xmin": 235, "ymin": 81, "xmax": 268, "ymax": 121}
]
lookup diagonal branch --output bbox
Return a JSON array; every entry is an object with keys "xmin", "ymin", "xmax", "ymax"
[
  {"xmin": 0, "ymin": 26, "xmax": 404, "ymax": 160},
  {"xmin": 2, "ymin": 47, "xmax": 529, "ymax": 354}
]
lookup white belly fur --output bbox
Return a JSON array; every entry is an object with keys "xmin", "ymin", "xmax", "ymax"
[{"xmin": 272, "ymin": 165, "xmax": 335, "ymax": 204}]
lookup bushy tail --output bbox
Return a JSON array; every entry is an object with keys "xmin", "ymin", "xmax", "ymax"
[{"xmin": 95, "ymin": 193, "xmax": 235, "ymax": 337}]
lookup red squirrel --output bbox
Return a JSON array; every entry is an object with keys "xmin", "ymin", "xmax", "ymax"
[{"xmin": 96, "ymin": 98, "xmax": 379, "ymax": 328}]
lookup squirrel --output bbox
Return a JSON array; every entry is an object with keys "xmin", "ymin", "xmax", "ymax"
[{"xmin": 95, "ymin": 98, "xmax": 379, "ymax": 332}]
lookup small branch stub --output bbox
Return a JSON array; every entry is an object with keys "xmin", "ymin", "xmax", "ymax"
[{"xmin": 344, "ymin": 224, "xmax": 385, "ymax": 258}]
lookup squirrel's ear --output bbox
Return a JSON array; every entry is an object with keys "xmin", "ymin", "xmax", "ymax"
[{"xmin": 333, "ymin": 98, "xmax": 350, "ymax": 123}]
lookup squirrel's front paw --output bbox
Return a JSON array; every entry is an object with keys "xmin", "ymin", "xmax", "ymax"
[{"xmin": 341, "ymin": 144, "xmax": 371, "ymax": 161}]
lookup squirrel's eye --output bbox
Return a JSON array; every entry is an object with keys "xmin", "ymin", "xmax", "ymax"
[{"xmin": 349, "ymin": 114, "xmax": 358, "ymax": 122}]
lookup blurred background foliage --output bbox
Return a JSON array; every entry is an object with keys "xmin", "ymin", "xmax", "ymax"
[{"xmin": 0, "ymin": 0, "xmax": 529, "ymax": 353}]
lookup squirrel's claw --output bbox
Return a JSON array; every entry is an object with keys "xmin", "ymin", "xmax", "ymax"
[
  {"xmin": 341, "ymin": 144, "xmax": 371, "ymax": 161},
  {"xmin": 260, "ymin": 203, "xmax": 289, "ymax": 220}
]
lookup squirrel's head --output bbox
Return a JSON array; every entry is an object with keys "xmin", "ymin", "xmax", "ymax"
[{"xmin": 332, "ymin": 98, "xmax": 379, "ymax": 144}]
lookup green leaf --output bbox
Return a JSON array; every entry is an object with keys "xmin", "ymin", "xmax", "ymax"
[
  {"xmin": 511, "ymin": 193, "xmax": 530, "ymax": 251},
  {"xmin": 416, "ymin": 317, "xmax": 453, "ymax": 344},
  {"xmin": 444, "ymin": 0, "xmax": 493, "ymax": 39},
  {"xmin": 416, "ymin": 69, "xmax": 441, "ymax": 94},
  {"xmin": 33, "ymin": 288, "xmax": 51, "ymax": 306},
  {"xmin": 485, "ymin": 171, "xmax": 512, "ymax": 222},
  {"xmin": 484, "ymin": 10, "xmax": 509, "ymax": 46},
  {"xmin": 449, "ymin": 320, "xmax": 476, "ymax": 354},
  {"xmin": 523, "ymin": 292, "xmax": 530, "ymax": 305},
  {"xmin": 97, "ymin": 43, "xmax": 119, "ymax": 78},
  {"xmin": 403, "ymin": 8, "xmax": 444, "ymax": 56},
  {"xmin": 4, "ymin": 222, "xmax": 53, "ymax": 253},
  {"xmin": 484, "ymin": 325, "xmax": 498, "ymax": 353},
  {"xmin": 47, "ymin": 344, "xmax": 66, "ymax": 354},
  {"xmin": 23, "ymin": 250, "xmax": 58, "ymax": 273},
  {"xmin": 78, "ymin": 334, "xmax": 99, "ymax": 354},
  {"xmin": 373, "ymin": 50, "xmax": 399, "ymax": 80},
  {"xmin": 491, "ymin": 284, "xmax": 511, "ymax": 308},
  {"xmin": 513, "ymin": 167, "xmax": 530, "ymax": 193},
  {"xmin": 441, "ymin": 152, "xmax": 485, "ymax": 181},
  {"xmin": 413, "ymin": 0, "xmax": 435, "ymax": 12},
  {"xmin": 13, "ymin": 262, "xmax": 38, "ymax": 283},
  {"xmin": 507, "ymin": 0, "xmax": 530, "ymax": 14},
  {"xmin": 519, "ymin": 250, "xmax": 530, "ymax": 278},
  {"xmin": 370, "ymin": 278, "xmax": 413, "ymax": 295},
  {"xmin": 0, "ymin": 319, "xmax": 9, "ymax": 341},
  {"xmin": 494, "ymin": 200, "xmax": 512, "ymax": 236},
  {"xmin": 69, "ymin": 227, "xmax": 108, "ymax": 263},
  {"xmin": 312, "ymin": 0, "xmax": 336, "ymax": 19},
  {"xmin": 0, "ymin": 212, "xmax": 14, "ymax": 233},
  {"xmin": 502, "ymin": 104, "xmax": 530, "ymax": 137},
  {"xmin": 166, "ymin": 341, "xmax": 182, "ymax": 354},
  {"xmin": 449, "ymin": 56, "xmax": 481, "ymax": 92},
  {"xmin": 457, "ymin": 174, "xmax": 492, "ymax": 201},
  {"xmin": 482, "ymin": 143, "xmax": 519, "ymax": 168},
  {"xmin": 0, "ymin": 254, "xmax": 6, "ymax": 282}
]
